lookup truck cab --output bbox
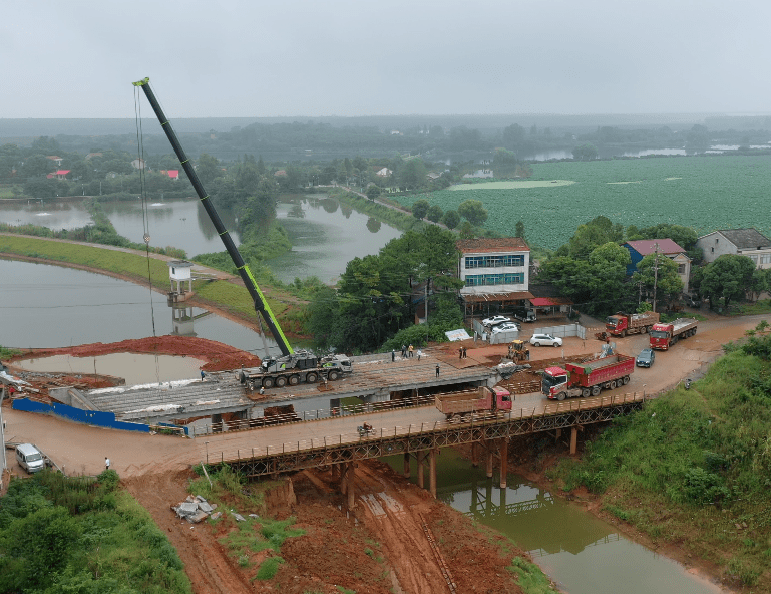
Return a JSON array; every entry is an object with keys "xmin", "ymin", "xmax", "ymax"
[
  {"xmin": 649, "ymin": 323, "xmax": 672, "ymax": 349},
  {"xmin": 605, "ymin": 314, "xmax": 628, "ymax": 335},
  {"xmin": 541, "ymin": 366, "xmax": 568, "ymax": 398}
]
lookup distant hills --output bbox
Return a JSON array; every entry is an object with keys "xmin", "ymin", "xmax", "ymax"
[{"xmin": 1, "ymin": 112, "xmax": 756, "ymax": 140}]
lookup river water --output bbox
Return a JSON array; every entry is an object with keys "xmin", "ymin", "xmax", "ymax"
[
  {"xmin": 384, "ymin": 449, "xmax": 725, "ymax": 594},
  {"xmin": 0, "ymin": 259, "xmax": 276, "ymax": 354},
  {"xmin": 0, "ymin": 194, "xmax": 401, "ymax": 283}
]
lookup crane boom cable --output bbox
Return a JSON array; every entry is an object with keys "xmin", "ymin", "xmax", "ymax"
[{"xmin": 134, "ymin": 86, "xmax": 160, "ymax": 384}]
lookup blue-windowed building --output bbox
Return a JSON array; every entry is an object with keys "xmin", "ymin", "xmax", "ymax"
[{"xmin": 456, "ymin": 238, "xmax": 533, "ymax": 317}]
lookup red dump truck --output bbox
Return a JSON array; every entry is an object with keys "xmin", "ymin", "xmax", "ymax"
[
  {"xmin": 649, "ymin": 318, "xmax": 698, "ymax": 350},
  {"xmin": 605, "ymin": 311, "xmax": 660, "ymax": 337},
  {"xmin": 435, "ymin": 386, "xmax": 512, "ymax": 421},
  {"xmin": 541, "ymin": 354, "xmax": 635, "ymax": 400}
]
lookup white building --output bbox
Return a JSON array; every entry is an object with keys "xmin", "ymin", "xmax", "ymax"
[
  {"xmin": 456, "ymin": 238, "xmax": 532, "ymax": 317},
  {"xmin": 696, "ymin": 228, "xmax": 771, "ymax": 270}
]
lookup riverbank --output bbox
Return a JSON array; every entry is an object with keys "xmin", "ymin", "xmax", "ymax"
[{"xmin": 0, "ymin": 232, "xmax": 308, "ymax": 337}]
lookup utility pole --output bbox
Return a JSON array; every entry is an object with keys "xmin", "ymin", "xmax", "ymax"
[{"xmin": 652, "ymin": 243, "xmax": 660, "ymax": 313}]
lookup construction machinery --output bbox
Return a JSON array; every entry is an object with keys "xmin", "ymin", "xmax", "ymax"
[
  {"xmin": 133, "ymin": 77, "xmax": 293, "ymax": 358},
  {"xmin": 507, "ymin": 339, "xmax": 530, "ymax": 362}
]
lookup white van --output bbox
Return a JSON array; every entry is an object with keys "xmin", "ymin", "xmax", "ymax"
[{"xmin": 16, "ymin": 443, "xmax": 46, "ymax": 474}]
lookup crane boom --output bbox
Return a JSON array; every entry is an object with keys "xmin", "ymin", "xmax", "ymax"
[{"xmin": 132, "ymin": 77, "xmax": 292, "ymax": 356}]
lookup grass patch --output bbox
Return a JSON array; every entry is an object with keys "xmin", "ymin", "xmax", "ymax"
[
  {"xmin": 508, "ymin": 556, "xmax": 558, "ymax": 593},
  {"xmin": 550, "ymin": 332, "xmax": 771, "ymax": 589},
  {"xmin": 0, "ymin": 470, "xmax": 191, "ymax": 593}
]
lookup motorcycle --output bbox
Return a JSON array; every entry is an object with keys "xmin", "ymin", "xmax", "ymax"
[
  {"xmin": 684, "ymin": 378, "xmax": 692, "ymax": 390},
  {"xmin": 357, "ymin": 424, "xmax": 376, "ymax": 437}
]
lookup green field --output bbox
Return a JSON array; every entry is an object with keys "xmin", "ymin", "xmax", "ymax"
[{"xmin": 397, "ymin": 156, "xmax": 771, "ymax": 249}]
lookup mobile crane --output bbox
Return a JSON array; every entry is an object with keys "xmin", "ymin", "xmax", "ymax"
[{"xmin": 133, "ymin": 77, "xmax": 351, "ymax": 387}]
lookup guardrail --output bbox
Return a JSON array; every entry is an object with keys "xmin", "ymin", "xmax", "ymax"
[{"xmin": 201, "ymin": 391, "xmax": 654, "ymax": 465}]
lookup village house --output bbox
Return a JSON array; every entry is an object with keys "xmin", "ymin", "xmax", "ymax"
[
  {"xmin": 456, "ymin": 237, "xmax": 532, "ymax": 318},
  {"xmin": 623, "ymin": 239, "xmax": 692, "ymax": 293},
  {"xmin": 160, "ymin": 170, "xmax": 179, "ymax": 180},
  {"xmin": 696, "ymin": 228, "xmax": 771, "ymax": 270}
]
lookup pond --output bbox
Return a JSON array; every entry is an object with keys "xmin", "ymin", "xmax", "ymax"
[
  {"xmin": 1, "ymin": 194, "xmax": 402, "ymax": 283},
  {"xmin": 0, "ymin": 259, "xmax": 280, "ymax": 355}
]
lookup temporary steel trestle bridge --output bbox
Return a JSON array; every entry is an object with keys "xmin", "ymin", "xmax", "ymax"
[{"xmin": 208, "ymin": 392, "xmax": 649, "ymax": 507}]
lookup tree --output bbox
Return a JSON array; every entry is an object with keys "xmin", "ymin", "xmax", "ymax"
[
  {"xmin": 747, "ymin": 268, "xmax": 770, "ymax": 302},
  {"xmin": 442, "ymin": 210, "xmax": 460, "ymax": 230},
  {"xmin": 566, "ymin": 216, "xmax": 624, "ymax": 260},
  {"xmin": 425, "ymin": 205, "xmax": 443, "ymax": 223},
  {"xmin": 22, "ymin": 154, "xmax": 55, "ymax": 178},
  {"xmin": 572, "ymin": 143, "xmax": 598, "ymax": 161},
  {"xmin": 502, "ymin": 123, "xmax": 525, "ymax": 147},
  {"xmin": 197, "ymin": 153, "xmax": 224, "ymax": 185},
  {"xmin": 411, "ymin": 199, "xmax": 430, "ymax": 220},
  {"xmin": 632, "ymin": 253, "xmax": 684, "ymax": 309},
  {"xmin": 700, "ymin": 254, "xmax": 756, "ymax": 310},
  {"xmin": 365, "ymin": 185, "xmax": 381, "ymax": 201},
  {"xmin": 397, "ymin": 159, "xmax": 427, "ymax": 191},
  {"xmin": 457, "ymin": 199, "xmax": 488, "ymax": 226},
  {"xmin": 515, "ymin": 221, "xmax": 525, "ymax": 239}
]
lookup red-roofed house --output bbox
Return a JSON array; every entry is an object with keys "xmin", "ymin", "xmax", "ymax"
[
  {"xmin": 53, "ymin": 170, "xmax": 71, "ymax": 180},
  {"xmin": 623, "ymin": 239, "xmax": 691, "ymax": 292},
  {"xmin": 456, "ymin": 237, "xmax": 533, "ymax": 316},
  {"xmin": 160, "ymin": 170, "xmax": 179, "ymax": 180}
]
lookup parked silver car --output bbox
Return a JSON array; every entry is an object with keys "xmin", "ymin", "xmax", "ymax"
[{"xmin": 529, "ymin": 334, "xmax": 562, "ymax": 347}]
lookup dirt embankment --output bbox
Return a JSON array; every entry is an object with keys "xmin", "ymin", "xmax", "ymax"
[
  {"xmin": 7, "ymin": 335, "xmax": 261, "ymax": 372},
  {"xmin": 124, "ymin": 462, "xmax": 529, "ymax": 594}
]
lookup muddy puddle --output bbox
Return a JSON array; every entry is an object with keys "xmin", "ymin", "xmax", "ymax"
[{"xmin": 12, "ymin": 352, "xmax": 207, "ymax": 385}]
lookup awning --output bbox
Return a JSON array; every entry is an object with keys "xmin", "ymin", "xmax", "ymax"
[
  {"xmin": 460, "ymin": 291, "xmax": 534, "ymax": 304},
  {"xmin": 530, "ymin": 297, "xmax": 573, "ymax": 307}
]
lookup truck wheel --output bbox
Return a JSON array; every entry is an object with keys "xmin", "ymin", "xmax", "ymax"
[
  {"xmin": 642, "ymin": 326, "xmax": 648, "ymax": 334},
  {"xmin": 623, "ymin": 375, "xmax": 631, "ymax": 385},
  {"xmin": 306, "ymin": 372, "xmax": 318, "ymax": 383},
  {"xmin": 275, "ymin": 376, "xmax": 287, "ymax": 388},
  {"xmin": 557, "ymin": 391, "xmax": 566, "ymax": 401},
  {"xmin": 610, "ymin": 380, "xmax": 617, "ymax": 389},
  {"xmin": 262, "ymin": 377, "xmax": 274, "ymax": 389},
  {"xmin": 582, "ymin": 388, "xmax": 591, "ymax": 398},
  {"xmin": 621, "ymin": 330, "xmax": 627, "ymax": 338},
  {"xmin": 592, "ymin": 385, "xmax": 601, "ymax": 396},
  {"xmin": 328, "ymin": 370, "xmax": 340, "ymax": 381},
  {"xmin": 288, "ymin": 375, "xmax": 300, "ymax": 385}
]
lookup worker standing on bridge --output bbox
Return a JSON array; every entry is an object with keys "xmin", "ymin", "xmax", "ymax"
[
  {"xmin": 409, "ymin": 344, "xmax": 414, "ymax": 357},
  {"xmin": 200, "ymin": 370, "xmax": 206, "ymax": 382},
  {"xmin": 391, "ymin": 349, "xmax": 395, "ymax": 362},
  {"xmin": 436, "ymin": 364, "xmax": 440, "ymax": 377}
]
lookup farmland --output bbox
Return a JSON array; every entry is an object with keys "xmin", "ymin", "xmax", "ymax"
[{"xmin": 395, "ymin": 156, "xmax": 771, "ymax": 250}]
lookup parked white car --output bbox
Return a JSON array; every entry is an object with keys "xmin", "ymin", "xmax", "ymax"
[
  {"xmin": 491, "ymin": 322, "xmax": 520, "ymax": 333},
  {"xmin": 482, "ymin": 315, "xmax": 511, "ymax": 327},
  {"xmin": 529, "ymin": 334, "xmax": 562, "ymax": 347}
]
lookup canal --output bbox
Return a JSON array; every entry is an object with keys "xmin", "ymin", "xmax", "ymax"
[{"xmin": 384, "ymin": 449, "xmax": 726, "ymax": 594}]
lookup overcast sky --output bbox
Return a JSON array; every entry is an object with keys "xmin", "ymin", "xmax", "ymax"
[{"xmin": 4, "ymin": 0, "xmax": 770, "ymax": 118}]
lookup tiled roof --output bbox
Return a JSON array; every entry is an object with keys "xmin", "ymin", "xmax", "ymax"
[
  {"xmin": 460, "ymin": 291, "xmax": 533, "ymax": 303},
  {"xmin": 718, "ymin": 228, "xmax": 771, "ymax": 250},
  {"xmin": 625, "ymin": 239, "xmax": 686, "ymax": 255},
  {"xmin": 456, "ymin": 238, "xmax": 530, "ymax": 253}
]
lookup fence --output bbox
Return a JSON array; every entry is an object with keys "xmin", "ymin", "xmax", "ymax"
[
  {"xmin": 532, "ymin": 323, "xmax": 586, "ymax": 339},
  {"xmin": 12, "ymin": 398, "xmax": 187, "ymax": 435}
]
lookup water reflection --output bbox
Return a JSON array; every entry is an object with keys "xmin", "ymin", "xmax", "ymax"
[
  {"xmin": 366, "ymin": 217, "xmax": 381, "ymax": 233},
  {"xmin": 0, "ymin": 259, "xmax": 281, "ymax": 355},
  {"xmin": 266, "ymin": 194, "xmax": 401, "ymax": 283}
]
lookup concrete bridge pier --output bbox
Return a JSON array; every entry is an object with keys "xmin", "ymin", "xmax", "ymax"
[
  {"xmin": 486, "ymin": 447, "xmax": 494, "ymax": 479},
  {"xmin": 403, "ymin": 452, "xmax": 410, "ymax": 479},
  {"xmin": 417, "ymin": 451, "xmax": 425, "ymax": 488}
]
